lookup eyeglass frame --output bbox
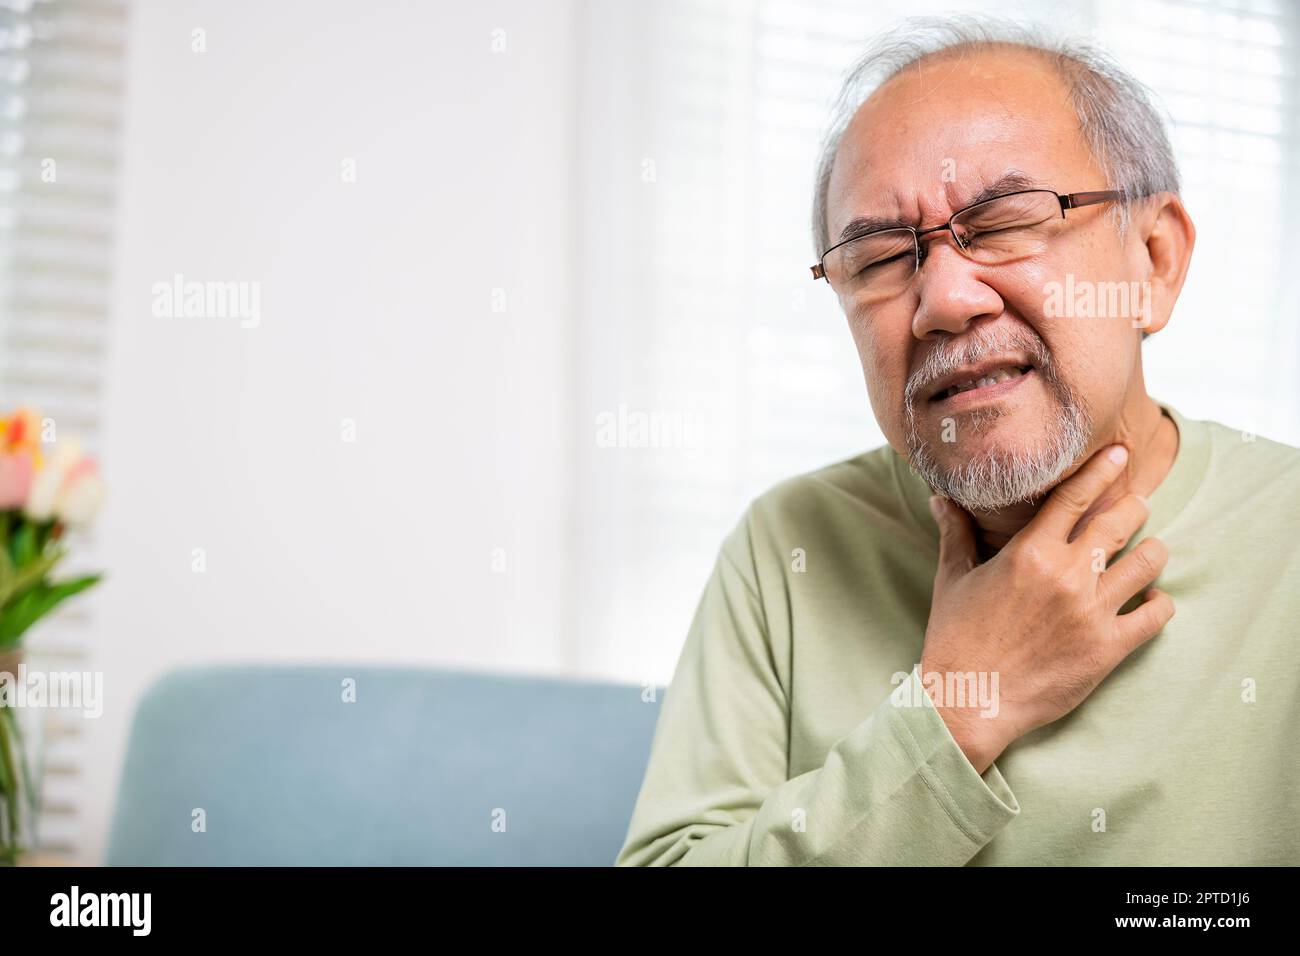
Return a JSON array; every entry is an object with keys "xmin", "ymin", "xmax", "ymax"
[{"xmin": 809, "ymin": 188, "xmax": 1124, "ymax": 283}]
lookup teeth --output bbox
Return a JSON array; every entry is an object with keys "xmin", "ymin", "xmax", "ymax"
[{"xmin": 941, "ymin": 365, "xmax": 1026, "ymax": 399}]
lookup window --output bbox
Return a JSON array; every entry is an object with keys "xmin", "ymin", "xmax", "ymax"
[
  {"xmin": 573, "ymin": 0, "xmax": 1300, "ymax": 683},
  {"xmin": 0, "ymin": 0, "xmax": 126, "ymax": 861}
]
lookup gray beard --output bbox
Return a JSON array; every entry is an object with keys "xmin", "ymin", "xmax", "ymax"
[{"xmin": 902, "ymin": 330, "xmax": 1093, "ymax": 514}]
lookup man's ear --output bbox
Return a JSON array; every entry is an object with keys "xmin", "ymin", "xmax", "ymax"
[{"xmin": 1136, "ymin": 192, "xmax": 1196, "ymax": 336}]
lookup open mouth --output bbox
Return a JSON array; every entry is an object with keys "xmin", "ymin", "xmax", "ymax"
[{"xmin": 928, "ymin": 364, "xmax": 1035, "ymax": 404}]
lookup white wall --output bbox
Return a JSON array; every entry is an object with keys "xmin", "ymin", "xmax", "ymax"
[{"xmin": 83, "ymin": 0, "xmax": 580, "ymax": 863}]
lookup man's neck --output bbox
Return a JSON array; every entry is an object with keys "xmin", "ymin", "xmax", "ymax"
[{"xmin": 973, "ymin": 398, "xmax": 1180, "ymax": 556}]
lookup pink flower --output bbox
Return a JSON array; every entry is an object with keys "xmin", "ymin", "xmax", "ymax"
[{"xmin": 0, "ymin": 452, "xmax": 34, "ymax": 510}]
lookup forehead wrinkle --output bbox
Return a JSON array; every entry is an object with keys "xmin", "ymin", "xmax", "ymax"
[{"xmin": 837, "ymin": 168, "xmax": 1044, "ymax": 243}]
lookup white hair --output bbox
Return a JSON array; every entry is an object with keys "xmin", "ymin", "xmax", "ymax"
[{"xmin": 810, "ymin": 15, "xmax": 1182, "ymax": 257}]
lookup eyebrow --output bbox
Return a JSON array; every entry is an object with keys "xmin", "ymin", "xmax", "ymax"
[{"xmin": 834, "ymin": 171, "xmax": 1044, "ymax": 244}]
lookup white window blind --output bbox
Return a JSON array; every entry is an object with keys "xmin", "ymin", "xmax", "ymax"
[
  {"xmin": 1096, "ymin": 0, "xmax": 1300, "ymax": 437},
  {"xmin": 0, "ymin": 0, "xmax": 127, "ymax": 860},
  {"xmin": 574, "ymin": 0, "xmax": 1300, "ymax": 683}
]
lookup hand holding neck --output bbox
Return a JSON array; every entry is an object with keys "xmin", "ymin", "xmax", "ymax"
[{"xmin": 966, "ymin": 398, "xmax": 1179, "ymax": 556}]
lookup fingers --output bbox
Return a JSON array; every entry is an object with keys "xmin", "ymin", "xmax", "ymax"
[
  {"xmin": 1077, "ymin": 493, "xmax": 1150, "ymax": 558},
  {"xmin": 1112, "ymin": 586, "xmax": 1175, "ymax": 652},
  {"xmin": 930, "ymin": 495, "xmax": 978, "ymax": 585},
  {"xmin": 1028, "ymin": 443, "xmax": 1130, "ymax": 541},
  {"xmin": 1101, "ymin": 537, "xmax": 1169, "ymax": 608}
]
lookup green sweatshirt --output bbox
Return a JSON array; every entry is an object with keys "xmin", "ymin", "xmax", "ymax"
[{"xmin": 615, "ymin": 402, "xmax": 1300, "ymax": 865}]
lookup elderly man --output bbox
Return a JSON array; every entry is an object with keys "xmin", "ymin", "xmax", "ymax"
[{"xmin": 616, "ymin": 19, "xmax": 1300, "ymax": 866}]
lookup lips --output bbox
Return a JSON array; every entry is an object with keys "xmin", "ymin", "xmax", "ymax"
[{"xmin": 925, "ymin": 359, "xmax": 1036, "ymax": 403}]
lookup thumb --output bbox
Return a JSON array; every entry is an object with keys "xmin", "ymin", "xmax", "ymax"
[{"xmin": 930, "ymin": 495, "xmax": 978, "ymax": 583}]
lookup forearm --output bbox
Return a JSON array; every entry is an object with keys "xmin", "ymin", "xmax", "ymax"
[{"xmin": 619, "ymin": 666, "xmax": 1020, "ymax": 866}]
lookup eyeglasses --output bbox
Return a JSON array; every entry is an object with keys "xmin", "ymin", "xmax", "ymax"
[{"xmin": 810, "ymin": 189, "xmax": 1122, "ymax": 301}]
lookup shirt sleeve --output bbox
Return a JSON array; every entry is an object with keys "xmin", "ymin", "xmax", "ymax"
[{"xmin": 614, "ymin": 513, "xmax": 1020, "ymax": 866}]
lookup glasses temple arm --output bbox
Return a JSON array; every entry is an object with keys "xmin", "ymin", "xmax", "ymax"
[{"xmin": 1060, "ymin": 190, "xmax": 1124, "ymax": 210}]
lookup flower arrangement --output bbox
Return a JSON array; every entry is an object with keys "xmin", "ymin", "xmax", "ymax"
[{"xmin": 0, "ymin": 407, "xmax": 106, "ymax": 864}]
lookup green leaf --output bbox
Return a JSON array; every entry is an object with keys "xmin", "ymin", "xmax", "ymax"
[
  {"xmin": 37, "ymin": 574, "xmax": 101, "ymax": 613},
  {"xmin": 0, "ymin": 547, "xmax": 65, "ymax": 609},
  {"xmin": 0, "ymin": 546, "xmax": 12, "ymax": 602},
  {"xmin": 10, "ymin": 522, "xmax": 35, "ymax": 567},
  {"xmin": 0, "ymin": 574, "xmax": 102, "ymax": 647},
  {"xmin": 0, "ymin": 587, "xmax": 43, "ymax": 647}
]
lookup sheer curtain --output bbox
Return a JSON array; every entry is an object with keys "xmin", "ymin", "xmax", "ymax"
[{"xmin": 573, "ymin": 0, "xmax": 1300, "ymax": 682}]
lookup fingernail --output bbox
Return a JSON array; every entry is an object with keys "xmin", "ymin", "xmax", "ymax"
[
  {"xmin": 929, "ymin": 495, "xmax": 945, "ymax": 520},
  {"xmin": 1107, "ymin": 445, "xmax": 1129, "ymax": 465},
  {"xmin": 1135, "ymin": 494, "xmax": 1149, "ymax": 509}
]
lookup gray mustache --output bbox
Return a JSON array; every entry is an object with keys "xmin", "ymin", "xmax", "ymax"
[{"xmin": 905, "ymin": 329, "xmax": 1052, "ymax": 407}]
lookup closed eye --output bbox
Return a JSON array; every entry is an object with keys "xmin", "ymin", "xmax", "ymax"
[{"xmin": 861, "ymin": 251, "xmax": 913, "ymax": 273}]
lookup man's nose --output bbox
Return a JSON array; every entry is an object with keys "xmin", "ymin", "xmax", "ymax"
[{"xmin": 910, "ymin": 237, "xmax": 1005, "ymax": 339}]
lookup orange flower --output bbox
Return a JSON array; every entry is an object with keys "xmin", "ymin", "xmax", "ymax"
[{"xmin": 0, "ymin": 407, "xmax": 44, "ymax": 465}]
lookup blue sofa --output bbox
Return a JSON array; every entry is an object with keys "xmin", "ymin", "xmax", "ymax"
[{"xmin": 106, "ymin": 665, "xmax": 664, "ymax": 866}]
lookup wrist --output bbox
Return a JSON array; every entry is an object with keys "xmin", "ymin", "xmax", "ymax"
[
  {"xmin": 947, "ymin": 714, "xmax": 1004, "ymax": 773},
  {"xmin": 920, "ymin": 683, "xmax": 1008, "ymax": 774}
]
